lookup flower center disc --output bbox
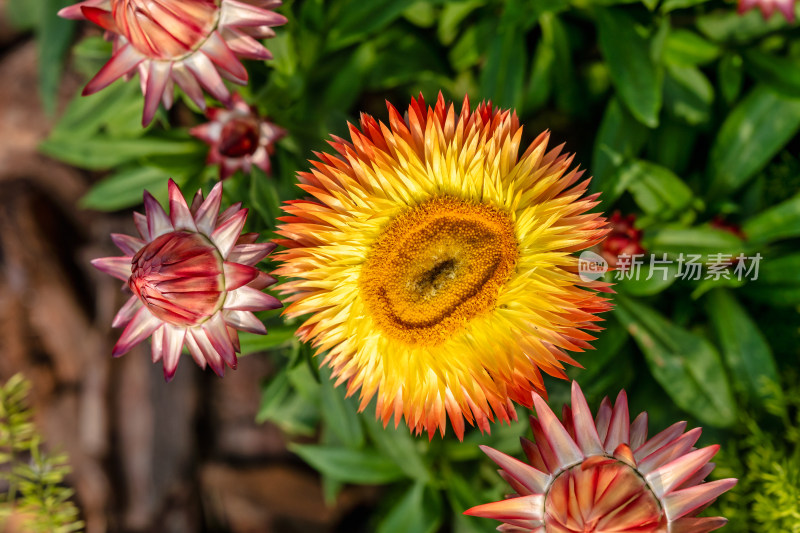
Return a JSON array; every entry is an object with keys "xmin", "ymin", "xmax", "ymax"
[
  {"xmin": 129, "ymin": 231, "xmax": 225, "ymax": 327},
  {"xmin": 112, "ymin": 0, "xmax": 220, "ymax": 60},
  {"xmin": 219, "ymin": 117, "xmax": 261, "ymax": 158},
  {"xmin": 359, "ymin": 197, "xmax": 518, "ymax": 346},
  {"xmin": 545, "ymin": 460, "xmax": 666, "ymax": 532}
]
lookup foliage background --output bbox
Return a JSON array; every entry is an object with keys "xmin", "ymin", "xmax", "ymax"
[{"xmin": 5, "ymin": 0, "xmax": 800, "ymax": 531}]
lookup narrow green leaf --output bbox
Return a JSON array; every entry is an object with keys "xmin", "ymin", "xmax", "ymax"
[
  {"xmin": 743, "ymin": 192, "xmax": 800, "ymax": 243},
  {"xmin": 319, "ymin": 365, "xmax": 364, "ymax": 449},
  {"xmin": 377, "ymin": 482, "xmax": 442, "ymax": 533},
  {"xmin": 742, "ymin": 253, "xmax": 800, "ymax": 306},
  {"xmin": 619, "ymin": 159, "xmax": 694, "ymax": 217},
  {"xmin": 615, "ymin": 261, "xmax": 679, "ymax": 296},
  {"xmin": 289, "ymin": 445, "xmax": 405, "ymax": 484},
  {"xmin": 37, "ymin": 0, "xmax": 75, "ymax": 115},
  {"xmin": 591, "ymin": 98, "xmax": 648, "ymax": 198},
  {"xmin": 743, "ymin": 49, "xmax": 800, "ymax": 97},
  {"xmin": 596, "ymin": 7, "xmax": 663, "ymax": 127},
  {"xmin": 614, "ymin": 296, "xmax": 736, "ymax": 427},
  {"xmin": 48, "ymin": 81, "xmax": 143, "ymax": 141},
  {"xmin": 438, "ymin": 1, "xmax": 484, "ymax": 45},
  {"xmin": 662, "ymin": 29, "xmax": 720, "ymax": 66},
  {"xmin": 479, "ymin": 0, "xmax": 526, "ymax": 109},
  {"xmin": 256, "ymin": 370, "xmax": 292, "ymax": 423},
  {"xmin": 363, "ymin": 414, "xmax": 431, "ymax": 482},
  {"xmin": 646, "ymin": 226, "xmax": 745, "ymax": 260},
  {"xmin": 540, "ymin": 13, "xmax": 580, "ymax": 115},
  {"xmin": 705, "ymin": 289, "xmax": 781, "ymax": 409},
  {"xmin": 660, "ymin": 0, "xmax": 710, "ymax": 11},
  {"xmin": 718, "ymin": 53, "xmax": 743, "ymax": 104},
  {"xmin": 40, "ymin": 135, "xmax": 205, "ymax": 170},
  {"xmin": 524, "ymin": 36, "xmax": 555, "ymax": 113},
  {"xmin": 664, "ymin": 64, "xmax": 714, "ymax": 125},
  {"xmin": 709, "ymin": 85, "xmax": 800, "ymax": 196},
  {"xmin": 327, "ymin": 0, "xmax": 409, "ymax": 50},
  {"xmin": 238, "ymin": 327, "xmax": 297, "ymax": 355},
  {"xmin": 697, "ymin": 8, "xmax": 790, "ymax": 43},
  {"xmin": 79, "ymin": 166, "xmax": 172, "ymax": 211}
]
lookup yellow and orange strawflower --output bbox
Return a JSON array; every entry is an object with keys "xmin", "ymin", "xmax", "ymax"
[{"xmin": 274, "ymin": 94, "xmax": 611, "ymax": 439}]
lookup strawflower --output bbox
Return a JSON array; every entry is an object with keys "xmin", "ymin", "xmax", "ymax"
[
  {"xmin": 466, "ymin": 382, "xmax": 737, "ymax": 532},
  {"xmin": 600, "ymin": 211, "xmax": 645, "ymax": 269},
  {"xmin": 92, "ymin": 179, "xmax": 281, "ymax": 380},
  {"xmin": 738, "ymin": 0, "xmax": 795, "ymax": 21},
  {"xmin": 191, "ymin": 94, "xmax": 286, "ymax": 180},
  {"xmin": 59, "ymin": 0, "xmax": 287, "ymax": 125},
  {"xmin": 274, "ymin": 94, "xmax": 611, "ymax": 439}
]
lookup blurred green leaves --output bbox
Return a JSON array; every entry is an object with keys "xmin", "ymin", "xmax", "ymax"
[
  {"xmin": 615, "ymin": 296, "xmax": 737, "ymax": 427},
  {"xmin": 709, "ymin": 86, "xmax": 800, "ymax": 196},
  {"xmin": 596, "ymin": 7, "xmax": 663, "ymax": 127}
]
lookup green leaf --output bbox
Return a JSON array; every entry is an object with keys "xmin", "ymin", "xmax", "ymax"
[
  {"xmin": 37, "ymin": 0, "xmax": 75, "ymax": 115},
  {"xmin": 289, "ymin": 444, "xmax": 405, "ymax": 484},
  {"xmin": 663, "ymin": 29, "xmax": 720, "ymax": 66},
  {"xmin": 450, "ymin": 21, "xmax": 493, "ymax": 71},
  {"xmin": 540, "ymin": 13, "xmax": 580, "ymax": 115},
  {"xmin": 705, "ymin": 289, "xmax": 780, "ymax": 409},
  {"xmin": 595, "ymin": 7, "xmax": 662, "ymax": 127},
  {"xmin": 709, "ymin": 85, "xmax": 800, "ymax": 196},
  {"xmin": 249, "ymin": 168, "xmax": 283, "ymax": 228},
  {"xmin": 717, "ymin": 53, "xmax": 743, "ymax": 105},
  {"xmin": 79, "ymin": 166, "xmax": 173, "ymax": 211},
  {"xmin": 660, "ymin": 0, "xmax": 710, "ymax": 11},
  {"xmin": 743, "ymin": 192, "xmax": 800, "ymax": 243},
  {"xmin": 322, "ymin": 41, "xmax": 377, "ymax": 112},
  {"xmin": 646, "ymin": 226, "xmax": 745, "ymax": 260},
  {"xmin": 40, "ymin": 135, "xmax": 205, "ymax": 170},
  {"xmin": 6, "ymin": 0, "xmax": 44, "ymax": 29},
  {"xmin": 743, "ymin": 253, "xmax": 800, "ymax": 306},
  {"xmin": 591, "ymin": 98, "xmax": 648, "ymax": 199},
  {"xmin": 697, "ymin": 8, "xmax": 791, "ymax": 43},
  {"xmin": 663, "ymin": 64, "xmax": 714, "ymax": 125},
  {"xmin": 48, "ymin": 81, "xmax": 143, "ymax": 141},
  {"xmin": 619, "ymin": 159, "xmax": 694, "ymax": 217},
  {"xmin": 363, "ymin": 414, "xmax": 431, "ymax": 482},
  {"xmin": 479, "ymin": 0, "xmax": 526, "ymax": 109},
  {"xmin": 523, "ymin": 35, "xmax": 555, "ymax": 113},
  {"xmin": 319, "ymin": 365, "xmax": 364, "ymax": 449},
  {"xmin": 257, "ymin": 364, "xmax": 320, "ymax": 436},
  {"xmin": 615, "ymin": 261, "xmax": 679, "ymax": 296},
  {"xmin": 377, "ymin": 482, "xmax": 442, "ymax": 533},
  {"xmin": 327, "ymin": 0, "xmax": 409, "ymax": 50},
  {"xmin": 238, "ymin": 327, "xmax": 297, "ymax": 355},
  {"xmin": 614, "ymin": 295, "xmax": 736, "ymax": 427},
  {"xmin": 438, "ymin": 1, "xmax": 484, "ymax": 45},
  {"xmin": 743, "ymin": 49, "xmax": 800, "ymax": 97}
]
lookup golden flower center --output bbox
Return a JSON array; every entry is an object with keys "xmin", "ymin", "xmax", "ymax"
[
  {"xmin": 112, "ymin": 0, "xmax": 220, "ymax": 60},
  {"xmin": 359, "ymin": 197, "xmax": 518, "ymax": 346},
  {"xmin": 129, "ymin": 231, "xmax": 226, "ymax": 327},
  {"xmin": 545, "ymin": 459, "xmax": 666, "ymax": 532}
]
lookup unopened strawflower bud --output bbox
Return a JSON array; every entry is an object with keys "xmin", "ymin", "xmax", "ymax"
[
  {"xmin": 92, "ymin": 179, "xmax": 281, "ymax": 380},
  {"xmin": 191, "ymin": 94, "xmax": 286, "ymax": 180},
  {"xmin": 466, "ymin": 382, "xmax": 736, "ymax": 532},
  {"xmin": 59, "ymin": 0, "xmax": 287, "ymax": 125}
]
